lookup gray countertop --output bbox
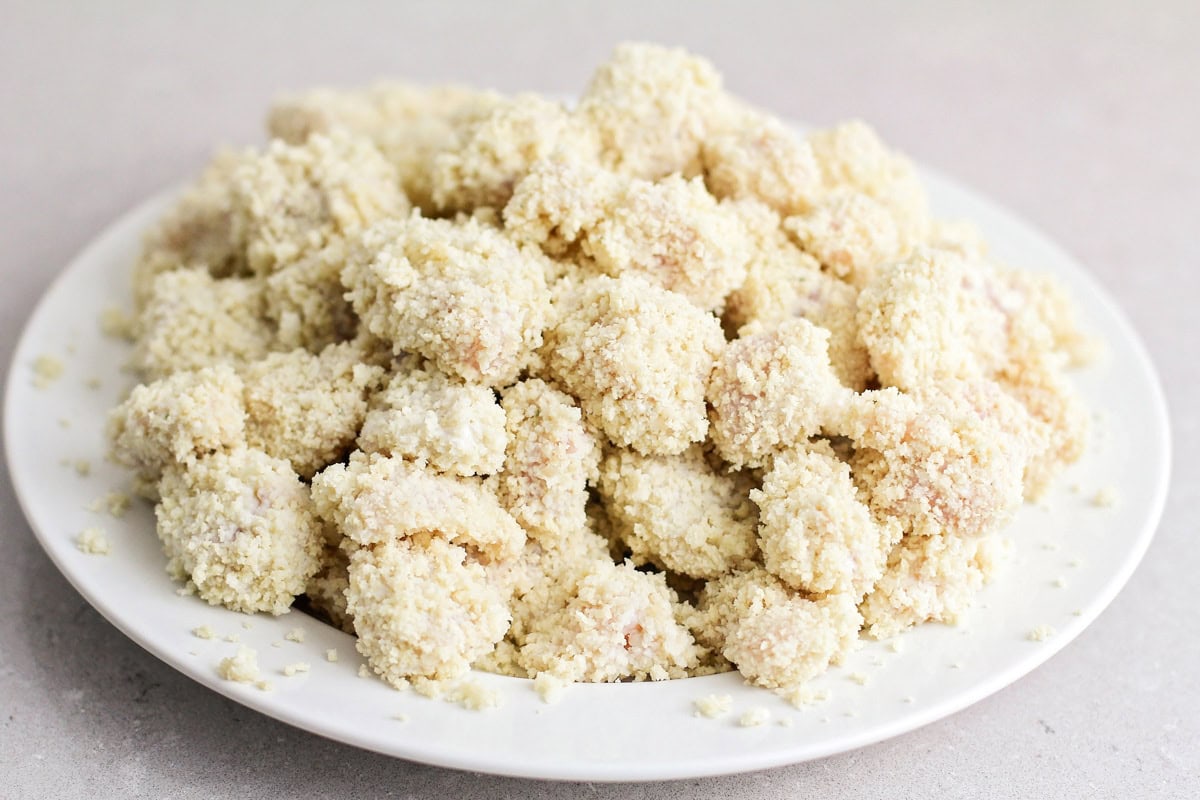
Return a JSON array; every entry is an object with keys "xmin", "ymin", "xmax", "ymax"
[{"xmin": 2, "ymin": 2, "xmax": 1196, "ymax": 797}]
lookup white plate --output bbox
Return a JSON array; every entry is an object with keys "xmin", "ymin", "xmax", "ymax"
[{"xmin": 3, "ymin": 162, "xmax": 1170, "ymax": 782}]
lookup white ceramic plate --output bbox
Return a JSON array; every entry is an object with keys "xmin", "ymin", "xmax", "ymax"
[{"xmin": 3, "ymin": 162, "xmax": 1170, "ymax": 782}]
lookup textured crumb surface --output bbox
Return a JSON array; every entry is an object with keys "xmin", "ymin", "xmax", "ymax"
[{"xmin": 103, "ymin": 40, "xmax": 1096, "ymax": 704}]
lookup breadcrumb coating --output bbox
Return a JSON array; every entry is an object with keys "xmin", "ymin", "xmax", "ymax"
[
  {"xmin": 231, "ymin": 131, "xmax": 408, "ymax": 277},
  {"xmin": 347, "ymin": 536, "xmax": 511, "ymax": 686},
  {"xmin": 358, "ymin": 364, "xmax": 508, "ymax": 477},
  {"xmin": 582, "ymin": 174, "xmax": 753, "ymax": 310},
  {"xmin": 107, "ymin": 365, "xmax": 247, "ymax": 493},
  {"xmin": 860, "ymin": 533, "xmax": 1007, "ymax": 639},
  {"xmin": 155, "ymin": 448, "xmax": 323, "ymax": 614},
  {"xmin": 599, "ymin": 445, "xmax": 757, "ymax": 579},
  {"xmin": 311, "ymin": 451, "xmax": 525, "ymax": 563},
  {"xmin": 518, "ymin": 559, "xmax": 702, "ymax": 683},
  {"xmin": 702, "ymin": 112, "xmax": 823, "ymax": 216},
  {"xmin": 502, "ymin": 157, "xmax": 623, "ymax": 257},
  {"xmin": 241, "ymin": 341, "xmax": 385, "ymax": 479},
  {"xmin": 134, "ymin": 268, "xmax": 275, "ymax": 380},
  {"xmin": 540, "ymin": 274, "xmax": 724, "ymax": 455},
  {"xmin": 132, "ymin": 149, "xmax": 253, "ymax": 308},
  {"xmin": 692, "ymin": 569, "xmax": 861, "ymax": 690},
  {"xmin": 343, "ymin": 215, "xmax": 551, "ymax": 386},
  {"xmin": 753, "ymin": 443, "xmax": 901, "ymax": 598},
  {"xmin": 430, "ymin": 94, "xmax": 593, "ymax": 213},
  {"xmin": 267, "ymin": 81, "xmax": 503, "ymax": 211},
  {"xmin": 576, "ymin": 42, "xmax": 728, "ymax": 180},
  {"xmin": 784, "ymin": 189, "xmax": 903, "ymax": 289},
  {"xmin": 497, "ymin": 379, "xmax": 600, "ymax": 542},
  {"xmin": 305, "ymin": 540, "xmax": 354, "ymax": 634},
  {"xmin": 263, "ymin": 240, "xmax": 359, "ymax": 352},
  {"xmin": 708, "ymin": 318, "xmax": 852, "ymax": 468}
]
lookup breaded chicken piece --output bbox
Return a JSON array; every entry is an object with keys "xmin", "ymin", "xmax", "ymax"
[
  {"xmin": 576, "ymin": 42, "xmax": 729, "ymax": 180},
  {"xmin": 598, "ymin": 445, "xmax": 758, "ymax": 579},
  {"xmin": 343, "ymin": 215, "xmax": 551, "ymax": 387},
  {"xmin": 347, "ymin": 535, "xmax": 511, "ymax": 687},
  {"xmin": 357, "ymin": 364, "xmax": 508, "ymax": 477},
  {"xmin": 843, "ymin": 384, "xmax": 1031, "ymax": 539},
  {"xmin": 304, "ymin": 538, "xmax": 355, "ymax": 634},
  {"xmin": 581, "ymin": 174, "xmax": 754, "ymax": 310},
  {"xmin": 132, "ymin": 149, "xmax": 253, "ymax": 308},
  {"xmin": 860, "ymin": 533, "xmax": 1008, "ymax": 639},
  {"xmin": 267, "ymin": 81, "xmax": 503, "ymax": 211},
  {"xmin": 540, "ymin": 274, "xmax": 725, "ymax": 455},
  {"xmin": 784, "ymin": 189, "xmax": 904, "ymax": 289},
  {"xmin": 430, "ymin": 94, "xmax": 596, "ymax": 214},
  {"xmin": 702, "ymin": 111, "xmax": 823, "ymax": 216},
  {"xmin": 502, "ymin": 157, "xmax": 623, "ymax": 257},
  {"xmin": 806, "ymin": 119, "xmax": 929, "ymax": 249},
  {"xmin": 497, "ymin": 379, "xmax": 600, "ymax": 542},
  {"xmin": 107, "ymin": 365, "xmax": 247, "ymax": 497},
  {"xmin": 231, "ymin": 131, "xmax": 408, "ymax": 277},
  {"xmin": 241, "ymin": 341, "xmax": 385, "ymax": 479},
  {"xmin": 311, "ymin": 451, "xmax": 525, "ymax": 562},
  {"xmin": 1001, "ymin": 356, "xmax": 1089, "ymax": 499},
  {"xmin": 753, "ymin": 443, "xmax": 901, "ymax": 598},
  {"xmin": 691, "ymin": 568, "xmax": 861, "ymax": 690},
  {"xmin": 263, "ymin": 240, "xmax": 359, "ymax": 352},
  {"xmin": 708, "ymin": 318, "xmax": 852, "ymax": 468},
  {"xmin": 133, "ymin": 268, "xmax": 275, "ymax": 380},
  {"xmin": 155, "ymin": 447, "xmax": 323, "ymax": 614},
  {"xmin": 518, "ymin": 559, "xmax": 703, "ymax": 683},
  {"xmin": 856, "ymin": 248, "xmax": 1009, "ymax": 391}
]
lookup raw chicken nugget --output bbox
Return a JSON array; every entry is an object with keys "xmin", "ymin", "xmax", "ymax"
[
  {"xmin": 107, "ymin": 364, "xmax": 246, "ymax": 494},
  {"xmin": 347, "ymin": 535, "xmax": 511, "ymax": 687},
  {"xmin": 357, "ymin": 364, "xmax": 508, "ymax": 477},
  {"xmin": 518, "ymin": 559, "xmax": 703, "ymax": 683},
  {"xmin": 502, "ymin": 157, "xmax": 623, "ymax": 257},
  {"xmin": 707, "ymin": 318, "xmax": 852, "ymax": 468},
  {"xmin": 134, "ymin": 268, "xmax": 275, "ymax": 380},
  {"xmin": 230, "ymin": 130, "xmax": 408, "ymax": 276},
  {"xmin": 702, "ymin": 111, "xmax": 823, "ymax": 217},
  {"xmin": 576, "ymin": 42, "xmax": 729, "ymax": 180},
  {"xmin": 497, "ymin": 378, "xmax": 600, "ymax": 542},
  {"xmin": 267, "ymin": 81, "xmax": 503, "ymax": 211},
  {"xmin": 343, "ymin": 215, "xmax": 551, "ymax": 387},
  {"xmin": 430, "ymin": 93, "xmax": 593, "ymax": 213},
  {"xmin": 155, "ymin": 447, "xmax": 324, "ymax": 615},
  {"xmin": 785, "ymin": 189, "xmax": 905, "ymax": 290},
  {"xmin": 241, "ymin": 341, "xmax": 385, "ymax": 479},
  {"xmin": 753, "ymin": 443, "xmax": 901, "ymax": 598},
  {"xmin": 131, "ymin": 148, "xmax": 253, "ymax": 308},
  {"xmin": 692, "ymin": 568, "xmax": 861, "ymax": 690},
  {"xmin": 581, "ymin": 174, "xmax": 754, "ymax": 310},
  {"xmin": 860, "ymin": 533, "xmax": 1008, "ymax": 639},
  {"xmin": 598, "ymin": 445, "xmax": 757, "ymax": 580},
  {"xmin": 540, "ymin": 274, "xmax": 724, "ymax": 456},
  {"xmin": 311, "ymin": 451, "xmax": 525, "ymax": 563}
]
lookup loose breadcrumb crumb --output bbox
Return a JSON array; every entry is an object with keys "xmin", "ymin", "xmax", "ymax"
[
  {"xmin": 85, "ymin": 377, "xmax": 103, "ymax": 390},
  {"xmin": 739, "ymin": 708, "xmax": 770, "ymax": 728},
  {"xmin": 1053, "ymin": 576, "xmax": 1067, "ymax": 588},
  {"xmin": 73, "ymin": 460, "xmax": 91, "ymax": 477},
  {"xmin": 358, "ymin": 664, "xmax": 371, "ymax": 678},
  {"xmin": 693, "ymin": 694, "xmax": 734, "ymax": 718},
  {"xmin": 75, "ymin": 527, "xmax": 110, "ymax": 555},
  {"xmin": 283, "ymin": 662, "xmax": 310, "ymax": 676},
  {"xmin": 285, "ymin": 628, "xmax": 306, "ymax": 643},
  {"xmin": 533, "ymin": 673, "xmax": 568, "ymax": 705},
  {"xmin": 888, "ymin": 639, "xmax": 904, "ymax": 654},
  {"xmin": 241, "ymin": 620, "xmax": 253, "ymax": 630},
  {"xmin": 224, "ymin": 633, "xmax": 240, "ymax": 643},
  {"xmin": 778, "ymin": 718, "xmax": 794, "ymax": 728},
  {"xmin": 1092, "ymin": 486, "xmax": 1118, "ymax": 508},
  {"xmin": 849, "ymin": 672, "xmax": 869, "ymax": 686},
  {"xmin": 89, "ymin": 491, "xmax": 131, "ymax": 518},
  {"xmin": 1028, "ymin": 624, "xmax": 1056, "ymax": 642},
  {"xmin": 325, "ymin": 649, "xmax": 338, "ymax": 663},
  {"xmin": 217, "ymin": 646, "xmax": 260, "ymax": 683},
  {"xmin": 447, "ymin": 680, "xmax": 503, "ymax": 711},
  {"xmin": 255, "ymin": 680, "xmax": 274, "ymax": 692},
  {"xmin": 33, "ymin": 355, "xmax": 65, "ymax": 388},
  {"xmin": 100, "ymin": 307, "xmax": 136, "ymax": 340},
  {"xmin": 192, "ymin": 625, "xmax": 216, "ymax": 640}
]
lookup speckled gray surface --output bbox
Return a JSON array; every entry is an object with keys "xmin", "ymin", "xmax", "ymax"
[{"xmin": 2, "ymin": 2, "xmax": 1197, "ymax": 797}]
